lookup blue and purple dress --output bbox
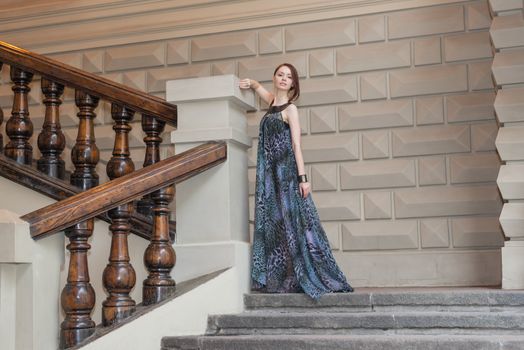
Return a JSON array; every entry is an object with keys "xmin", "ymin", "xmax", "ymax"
[{"xmin": 251, "ymin": 102, "xmax": 353, "ymax": 299}]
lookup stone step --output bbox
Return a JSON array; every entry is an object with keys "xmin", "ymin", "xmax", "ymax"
[
  {"xmin": 244, "ymin": 290, "xmax": 524, "ymax": 313},
  {"xmin": 162, "ymin": 334, "xmax": 524, "ymax": 350},
  {"xmin": 206, "ymin": 311, "xmax": 524, "ymax": 335}
]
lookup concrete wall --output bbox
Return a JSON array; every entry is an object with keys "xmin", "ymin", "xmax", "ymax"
[{"xmin": 0, "ymin": 0, "xmax": 504, "ymax": 288}]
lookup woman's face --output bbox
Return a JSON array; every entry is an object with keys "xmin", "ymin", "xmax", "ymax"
[{"xmin": 273, "ymin": 65, "xmax": 293, "ymax": 92}]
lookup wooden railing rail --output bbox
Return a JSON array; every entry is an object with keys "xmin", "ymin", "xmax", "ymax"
[
  {"xmin": 0, "ymin": 41, "xmax": 177, "ymax": 124},
  {"xmin": 22, "ymin": 142, "xmax": 227, "ymax": 238}
]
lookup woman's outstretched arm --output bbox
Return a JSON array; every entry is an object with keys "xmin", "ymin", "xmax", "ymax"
[{"xmin": 239, "ymin": 78, "xmax": 274, "ymax": 105}]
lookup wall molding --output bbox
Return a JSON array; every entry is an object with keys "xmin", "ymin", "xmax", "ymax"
[{"xmin": 0, "ymin": 0, "xmax": 464, "ymax": 54}]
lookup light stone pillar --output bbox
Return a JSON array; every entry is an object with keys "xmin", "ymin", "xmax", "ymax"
[
  {"xmin": 166, "ymin": 75, "xmax": 255, "ymax": 245},
  {"xmin": 490, "ymin": 0, "xmax": 524, "ymax": 288}
]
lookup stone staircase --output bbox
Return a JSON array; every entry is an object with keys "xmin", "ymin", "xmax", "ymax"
[{"xmin": 162, "ymin": 288, "xmax": 524, "ymax": 349}]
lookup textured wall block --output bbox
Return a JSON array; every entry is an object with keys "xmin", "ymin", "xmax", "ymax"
[
  {"xmin": 238, "ymin": 53, "xmax": 306, "ymax": 83},
  {"xmin": 467, "ymin": 1, "xmax": 492, "ymax": 30},
  {"xmin": 285, "ymin": 18, "xmax": 355, "ymax": 51},
  {"xmin": 310, "ymin": 106, "xmax": 336, "ymax": 134},
  {"xmin": 421, "ymin": 219, "xmax": 449, "ymax": 248},
  {"xmin": 192, "ymin": 31, "xmax": 256, "ymax": 61},
  {"xmin": 450, "ymin": 153, "xmax": 500, "ymax": 184},
  {"xmin": 311, "ymin": 163, "xmax": 337, "ymax": 191},
  {"xmin": 492, "ymin": 49, "xmax": 524, "ymax": 85},
  {"xmin": 167, "ymin": 39, "xmax": 189, "ymax": 65},
  {"xmin": 451, "ymin": 217, "xmax": 504, "ymax": 248},
  {"xmin": 446, "ymin": 92, "xmax": 496, "ymax": 123},
  {"xmin": 313, "ymin": 191, "xmax": 360, "ymax": 221},
  {"xmin": 147, "ymin": 64, "xmax": 210, "ymax": 92},
  {"xmin": 491, "ymin": 14, "xmax": 524, "ymax": 49},
  {"xmin": 259, "ymin": 28, "xmax": 283, "ymax": 54},
  {"xmin": 246, "ymin": 111, "xmax": 265, "ymax": 137},
  {"xmin": 416, "ymin": 96, "xmax": 444, "ymax": 125},
  {"xmin": 212, "ymin": 61, "xmax": 236, "ymax": 76},
  {"xmin": 494, "ymin": 87, "xmax": 524, "ymax": 123},
  {"xmin": 362, "ymin": 130, "xmax": 389, "ymax": 159},
  {"xmin": 364, "ymin": 192, "xmax": 392, "ymax": 219},
  {"xmin": 392, "ymin": 125, "xmax": 470, "ymax": 157},
  {"xmin": 0, "ymin": 81, "xmax": 42, "ymax": 106},
  {"xmin": 444, "ymin": 32, "xmax": 493, "ymax": 62},
  {"xmin": 498, "ymin": 164, "xmax": 524, "ymax": 199},
  {"xmin": 388, "ymin": 5, "xmax": 464, "ymax": 39},
  {"xmin": 418, "ymin": 156, "xmax": 446, "ymax": 186},
  {"xmin": 360, "ymin": 72, "xmax": 387, "ymax": 100},
  {"xmin": 324, "ymin": 222, "xmax": 340, "ymax": 250},
  {"xmin": 358, "ymin": 15, "xmax": 385, "ymax": 43},
  {"xmin": 49, "ymin": 52, "xmax": 82, "ymax": 68},
  {"xmin": 339, "ymin": 99, "xmax": 413, "ymax": 131},
  {"xmin": 123, "ymin": 71, "xmax": 146, "ymax": 91},
  {"xmin": 496, "ymin": 126, "xmax": 524, "ymax": 161},
  {"xmin": 105, "ymin": 42, "xmax": 165, "ymax": 71},
  {"xmin": 341, "ymin": 220, "xmax": 418, "ymax": 251},
  {"xmin": 247, "ymin": 139, "xmax": 258, "ymax": 167},
  {"xmin": 340, "ymin": 158, "xmax": 415, "ymax": 190},
  {"xmin": 309, "ymin": 49, "xmax": 334, "ymax": 77},
  {"xmin": 500, "ymin": 203, "xmax": 524, "ymax": 238},
  {"xmin": 468, "ymin": 61, "xmax": 495, "ymax": 91},
  {"xmin": 472, "ymin": 122, "xmax": 497, "ymax": 152},
  {"xmin": 302, "ymin": 133, "xmax": 358, "ymax": 162},
  {"xmin": 248, "ymin": 168, "xmax": 256, "ymax": 195},
  {"xmin": 83, "ymin": 50, "xmax": 104, "ymax": 73},
  {"xmin": 395, "ymin": 185, "xmax": 502, "ymax": 218},
  {"xmin": 390, "ymin": 64, "xmax": 468, "ymax": 98},
  {"xmin": 337, "ymin": 41, "xmax": 410, "ymax": 73},
  {"xmin": 490, "ymin": 0, "xmax": 524, "ymax": 14},
  {"xmin": 414, "ymin": 37, "xmax": 441, "ymax": 66},
  {"xmin": 298, "ymin": 76, "xmax": 357, "ymax": 107}
]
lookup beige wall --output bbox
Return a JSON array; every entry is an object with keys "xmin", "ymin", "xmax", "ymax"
[{"xmin": 0, "ymin": 0, "xmax": 504, "ymax": 287}]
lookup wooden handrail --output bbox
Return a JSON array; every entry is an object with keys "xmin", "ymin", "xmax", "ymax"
[
  {"xmin": 0, "ymin": 41, "xmax": 177, "ymax": 125},
  {"xmin": 21, "ymin": 141, "xmax": 227, "ymax": 239},
  {"xmin": 0, "ymin": 153, "xmax": 174, "ymax": 240}
]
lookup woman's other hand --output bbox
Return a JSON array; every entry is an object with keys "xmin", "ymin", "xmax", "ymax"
[
  {"xmin": 299, "ymin": 182, "xmax": 311, "ymax": 198},
  {"xmin": 239, "ymin": 78, "xmax": 251, "ymax": 89}
]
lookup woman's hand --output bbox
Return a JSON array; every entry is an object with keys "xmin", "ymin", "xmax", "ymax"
[
  {"xmin": 299, "ymin": 182, "xmax": 311, "ymax": 198},
  {"xmin": 239, "ymin": 78, "xmax": 252, "ymax": 90}
]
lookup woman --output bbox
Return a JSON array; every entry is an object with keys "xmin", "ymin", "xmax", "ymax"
[{"xmin": 239, "ymin": 63, "xmax": 353, "ymax": 299}]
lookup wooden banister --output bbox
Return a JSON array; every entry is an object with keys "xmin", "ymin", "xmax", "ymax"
[
  {"xmin": 0, "ymin": 41, "xmax": 177, "ymax": 125},
  {"xmin": 22, "ymin": 141, "xmax": 227, "ymax": 239}
]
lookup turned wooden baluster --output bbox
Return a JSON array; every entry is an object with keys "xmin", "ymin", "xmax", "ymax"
[
  {"xmin": 5, "ymin": 67, "xmax": 34, "ymax": 164},
  {"xmin": 60, "ymin": 91, "xmax": 100, "ymax": 349},
  {"xmin": 141, "ymin": 115, "xmax": 176, "ymax": 305},
  {"xmin": 37, "ymin": 79, "xmax": 66, "ymax": 179},
  {"xmin": 136, "ymin": 115, "xmax": 165, "ymax": 217},
  {"xmin": 0, "ymin": 63, "xmax": 3, "ymax": 151},
  {"xmin": 102, "ymin": 104, "xmax": 136, "ymax": 326}
]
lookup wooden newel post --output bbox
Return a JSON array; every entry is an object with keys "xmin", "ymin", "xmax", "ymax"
[
  {"xmin": 60, "ymin": 90, "xmax": 100, "ymax": 349},
  {"xmin": 143, "ymin": 183, "xmax": 176, "ymax": 305},
  {"xmin": 102, "ymin": 104, "xmax": 136, "ymax": 326},
  {"xmin": 38, "ymin": 78, "xmax": 66, "ymax": 179},
  {"xmin": 0, "ymin": 63, "xmax": 3, "ymax": 151},
  {"xmin": 5, "ymin": 67, "xmax": 34, "ymax": 164},
  {"xmin": 136, "ymin": 115, "xmax": 166, "ymax": 218}
]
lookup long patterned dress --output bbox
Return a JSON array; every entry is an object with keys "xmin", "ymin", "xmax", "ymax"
[{"xmin": 251, "ymin": 102, "xmax": 353, "ymax": 300}]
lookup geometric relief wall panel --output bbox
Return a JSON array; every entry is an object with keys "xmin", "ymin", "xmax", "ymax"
[
  {"xmin": 309, "ymin": 49, "xmax": 334, "ymax": 77},
  {"xmin": 450, "ymin": 153, "xmax": 500, "ymax": 184},
  {"xmin": 105, "ymin": 42, "xmax": 165, "ymax": 71},
  {"xmin": 497, "ymin": 164, "xmax": 524, "ymax": 200},
  {"xmin": 416, "ymin": 97, "xmax": 444, "ymax": 125},
  {"xmin": 467, "ymin": 1, "xmax": 491, "ymax": 30},
  {"xmin": 495, "ymin": 126, "xmax": 524, "ymax": 161},
  {"xmin": 362, "ymin": 130, "xmax": 389, "ymax": 159},
  {"xmin": 340, "ymin": 158, "xmax": 415, "ymax": 190},
  {"xmin": 446, "ymin": 92, "xmax": 496, "ymax": 123},
  {"xmin": 414, "ymin": 37, "xmax": 441, "ymax": 66},
  {"xmin": 500, "ymin": 203, "xmax": 524, "ymax": 238},
  {"xmin": 360, "ymin": 72, "xmax": 387, "ymax": 100},
  {"xmin": 301, "ymin": 133, "xmax": 358, "ymax": 162},
  {"xmin": 492, "ymin": 49, "xmax": 524, "ymax": 86},
  {"xmin": 388, "ymin": 5, "xmax": 465, "ymax": 39},
  {"xmin": 238, "ymin": 53, "xmax": 307, "ymax": 83},
  {"xmin": 420, "ymin": 219, "xmax": 449, "ymax": 248},
  {"xmin": 167, "ymin": 39, "xmax": 190, "ymax": 65},
  {"xmin": 444, "ymin": 31, "xmax": 493, "ymax": 62},
  {"xmin": 418, "ymin": 156, "xmax": 446, "ymax": 186},
  {"xmin": 468, "ymin": 61, "xmax": 495, "ymax": 91},
  {"xmin": 339, "ymin": 99, "xmax": 413, "ymax": 131},
  {"xmin": 310, "ymin": 106, "xmax": 336, "ymax": 134},
  {"xmin": 363, "ymin": 192, "xmax": 392, "ymax": 219},
  {"xmin": 298, "ymin": 76, "xmax": 358, "ymax": 106},
  {"xmin": 491, "ymin": 13, "xmax": 524, "ymax": 49},
  {"xmin": 191, "ymin": 31, "xmax": 256, "ymax": 61},
  {"xmin": 259, "ymin": 28, "xmax": 283, "ymax": 55},
  {"xmin": 472, "ymin": 122, "xmax": 498, "ymax": 152},
  {"xmin": 311, "ymin": 163, "xmax": 337, "ymax": 191},
  {"xmin": 147, "ymin": 64, "xmax": 211, "ymax": 92},
  {"xmin": 358, "ymin": 15, "xmax": 385, "ymax": 43},
  {"xmin": 451, "ymin": 217, "xmax": 504, "ymax": 248},
  {"xmin": 390, "ymin": 64, "xmax": 468, "ymax": 98},
  {"xmin": 494, "ymin": 87, "xmax": 524, "ymax": 123},
  {"xmin": 313, "ymin": 191, "xmax": 360, "ymax": 221},
  {"xmin": 341, "ymin": 220, "xmax": 418, "ymax": 251},
  {"xmin": 337, "ymin": 40, "xmax": 410, "ymax": 73},
  {"xmin": 395, "ymin": 185, "xmax": 502, "ymax": 218},
  {"xmin": 392, "ymin": 125, "xmax": 470, "ymax": 157},
  {"xmin": 286, "ymin": 18, "xmax": 356, "ymax": 51}
]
